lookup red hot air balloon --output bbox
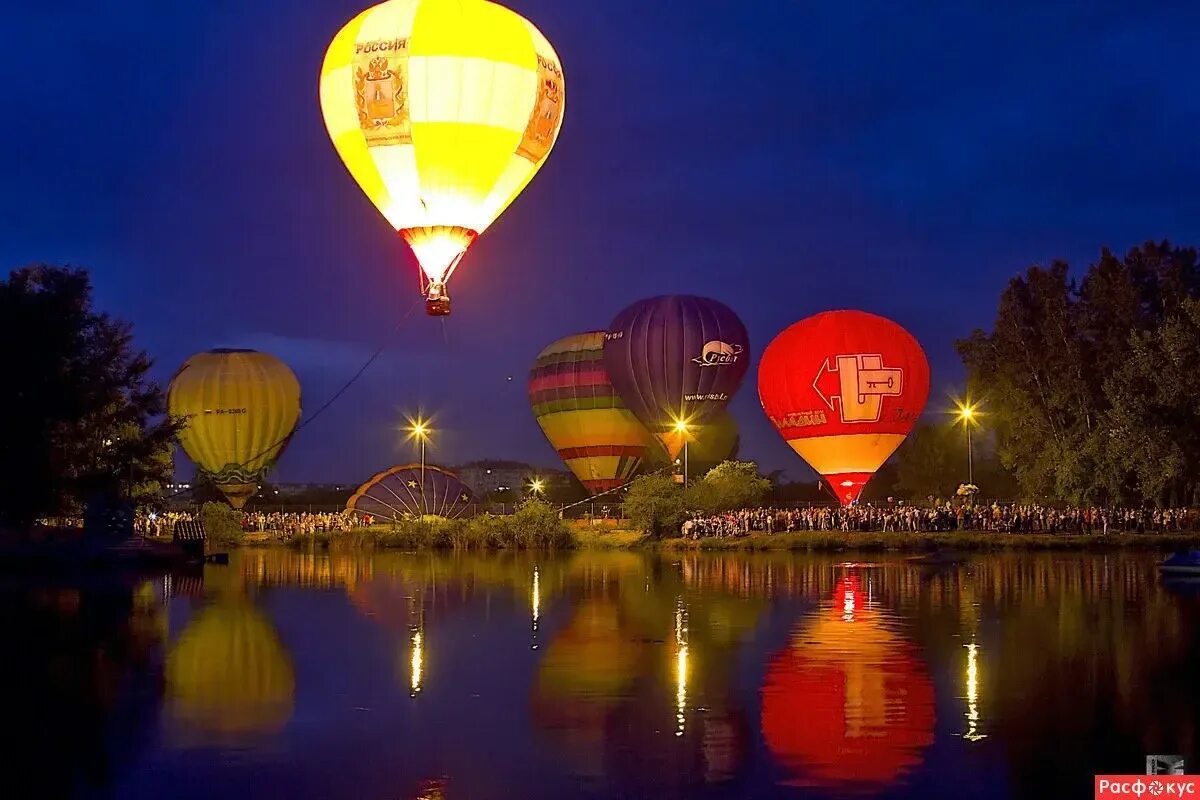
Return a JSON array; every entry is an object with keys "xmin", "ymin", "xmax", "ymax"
[
  {"xmin": 758, "ymin": 310, "xmax": 929, "ymax": 505},
  {"xmin": 604, "ymin": 296, "xmax": 750, "ymax": 460}
]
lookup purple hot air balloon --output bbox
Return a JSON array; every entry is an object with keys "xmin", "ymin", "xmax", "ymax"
[
  {"xmin": 346, "ymin": 464, "xmax": 476, "ymax": 520},
  {"xmin": 603, "ymin": 295, "xmax": 750, "ymax": 460}
]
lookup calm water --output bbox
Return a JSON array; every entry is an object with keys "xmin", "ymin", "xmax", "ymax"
[{"xmin": 8, "ymin": 549, "xmax": 1200, "ymax": 799}]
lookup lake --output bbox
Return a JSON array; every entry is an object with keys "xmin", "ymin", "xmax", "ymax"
[{"xmin": 8, "ymin": 549, "xmax": 1199, "ymax": 799}]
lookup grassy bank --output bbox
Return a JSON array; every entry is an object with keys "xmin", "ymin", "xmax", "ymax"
[
  {"xmin": 286, "ymin": 501, "xmax": 575, "ymax": 551},
  {"xmin": 657, "ymin": 530, "xmax": 1200, "ymax": 552}
]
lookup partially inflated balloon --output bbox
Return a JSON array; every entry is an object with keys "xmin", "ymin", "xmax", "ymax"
[
  {"xmin": 319, "ymin": 0, "xmax": 565, "ymax": 315},
  {"xmin": 168, "ymin": 350, "xmax": 302, "ymax": 508},
  {"xmin": 758, "ymin": 310, "xmax": 928, "ymax": 505},
  {"xmin": 604, "ymin": 296, "xmax": 750, "ymax": 460},
  {"xmin": 529, "ymin": 332, "xmax": 647, "ymax": 494},
  {"xmin": 347, "ymin": 464, "xmax": 476, "ymax": 519}
]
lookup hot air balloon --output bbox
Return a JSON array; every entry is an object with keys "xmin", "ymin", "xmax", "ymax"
[
  {"xmin": 641, "ymin": 410, "xmax": 740, "ymax": 476},
  {"xmin": 529, "ymin": 331, "xmax": 648, "ymax": 494},
  {"xmin": 168, "ymin": 350, "xmax": 302, "ymax": 509},
  {"xmin": 760, "ymin": 576, "xmax": 934, "ymax": 792},
  {"xmin": 604, "ymin": 296, "xmax": 750, "ymax": 460},
  {"xmin": 758, "ymin": 310, "xmax": 929, "ymax": 506},
  {"xmin": 347, "ymin": 464, "xmax": 476, "ymax": 519},
  {"xmin": 319, "ymin": 0, "xmax": 566, "ymax": 316}
]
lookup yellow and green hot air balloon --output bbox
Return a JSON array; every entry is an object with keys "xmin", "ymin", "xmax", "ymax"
[
  {"xmin": 529, "ymin": 332, "xmax": 647, "ymax": 495},
  {"xmin": 168, "ymin": 350, "xmax": 302, "ymax": 508},
  {"xmin": 319, "ymin": 0, "xmax": 565, "ymax": 316}
]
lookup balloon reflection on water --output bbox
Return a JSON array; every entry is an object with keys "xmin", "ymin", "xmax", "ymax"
[{"xmin": 761, "ymin": 575, "xmax": 935, "ymax": 792}]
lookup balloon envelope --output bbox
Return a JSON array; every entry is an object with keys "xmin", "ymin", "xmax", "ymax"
[
  {"xmin": 529, "ymin": 331, "xmax": 647, "ymax": 494},
  {"xmin": 758, "ymin": 310, "xmax": 929, "ymax": 505},
  {"xmin": 347, "ymin": 464, "xmax": 476, "ymax": 519},
  {"xmin": 319, "ymin": 0, "xmax": 565, "ymax": 304},
  {"xmin": 604, "ymin": 296, "xmax": 750, "ymax": 459},
  {"xmin": 167, "ymin": 350, "xmax": 302, "ymax": 508}
]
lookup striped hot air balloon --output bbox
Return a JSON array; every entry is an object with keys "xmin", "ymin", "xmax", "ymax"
[
  {"xmin": 167, "ymin": 350, "xmax": 302, "ymax": 509},
  {"xmin": 529, "ymin": 332, "xmax": 647, "ymax": 495},
  {"xmin": 319, "ymin": 0, "xmax": 565, "ymax": 315}
]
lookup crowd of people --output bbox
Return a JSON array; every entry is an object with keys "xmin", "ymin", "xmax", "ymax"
[
  {"xmin": 134, "ymin": 509, "xmax": 376, "ymax": 539},
  {"xmin": 681, "ymin": 503, "xmax": 1200, "ymax": 538}
]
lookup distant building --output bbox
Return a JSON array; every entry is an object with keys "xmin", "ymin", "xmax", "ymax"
[
  {"xmin": 454, "ymin": 460, "xmax": 565, "ymax": 496},
  {"xmin": 275, "ymin": 483, "xmax": 350, "ymax": 497}
]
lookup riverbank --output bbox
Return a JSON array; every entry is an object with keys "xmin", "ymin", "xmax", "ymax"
[
  {"xmin": 274, "ymin": 525, "xmax": 1200, "ymax": 552},
  {"xmin": 657, "ymin": 530, "xmax": 1200, "ymax": 551}
]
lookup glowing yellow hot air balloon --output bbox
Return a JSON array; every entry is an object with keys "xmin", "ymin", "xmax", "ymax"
[
  {"xmin": 167, "ymin": 350, "xmax": 302, "ymax": 508},
  {"xmin": 319, "ymin": 0, "xmax": 566, "ymax": 316}
]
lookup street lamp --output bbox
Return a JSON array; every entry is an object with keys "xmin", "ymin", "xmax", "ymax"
[
  {"xmin": 954, "ymin": 401, "xmax": 980, "ymax": 485},
  {"xmin": 407, "ymin": 416, "xmax": 431, "ymax": 516},
  {"xmin": 528, "ymin": 477, "xmax": 545, "ymax": 497},
  {"xmin": 673, "ymin": 417, "xmax": 691, "ymax": 488}
]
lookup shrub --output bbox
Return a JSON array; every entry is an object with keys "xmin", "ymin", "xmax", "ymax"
[
  {"xmin": 623, "ymin": 474, "xmax": 686, "ymax": 538},
  {"xmin": 507, "ymin": 499, "xmax": 574, "ymax": 549},
  {"xmin": 200, "ymin": 502, "xmax": 243, "ymax": 549}
]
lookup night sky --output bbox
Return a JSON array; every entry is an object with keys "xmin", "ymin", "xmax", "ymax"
[{"xmin": 4, "ymin": 1, "xmax": 1199, "ymax": 483}]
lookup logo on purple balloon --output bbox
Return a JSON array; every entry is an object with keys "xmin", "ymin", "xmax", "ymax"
[{"xmin": 693, "ymin": 340, "xmax": 744, "ymax": 367}]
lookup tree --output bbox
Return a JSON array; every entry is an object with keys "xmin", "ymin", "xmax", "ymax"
[
  {"xmin": 892, "ymin": 423, "xmax": 961, "ymax": 501},
  {"xmin": 891, "ymin": 422, "xmax": 1019, "ymax": 502},
  {"xmin": 684, "ymin": 460, "xmax": 769, "ymax": 514},
  {"xmin": 622, "ymin": 473, "xmax": 685, "ymax": 538},
  {"xmin": 957, "ymin": 242, "xmax": 1200, "ymax": 503},
  {"xmin": 1098, "ymin": 298, "xmax": 1200, "ymax": 505},
  {"xmin": 0, "ymin": 265, "xmax": 180, "ymax": 530}
]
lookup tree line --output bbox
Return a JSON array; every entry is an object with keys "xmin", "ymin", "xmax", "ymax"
[
  {"xmin": 3, "ymin": 244, "xmax": 1198, "ymax": 533},
  {"xmin": 898, "ymin": 240, "xmax": 1200, "ymax": 506}
]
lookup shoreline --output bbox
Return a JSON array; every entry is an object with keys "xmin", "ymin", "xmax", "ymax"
[
  {"xmin": 653, "ymin": 530, "xmax": 1200, "ymax": 551},
  {"xmin": 274, "ymin": 526, "xmax": 1200, "ymax": 552}
]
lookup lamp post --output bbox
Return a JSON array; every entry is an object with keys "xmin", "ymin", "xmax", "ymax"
[
  {"xmin": 955, "ymin": 403, "xmax": 979, "ymax": 485},
  {"xmin": 409, "ymin": 418, "xmax": 430, "ymax": 516},
  {"xmin": 673, "ymin": 418, "xmax": 691, "ymax": 488}
]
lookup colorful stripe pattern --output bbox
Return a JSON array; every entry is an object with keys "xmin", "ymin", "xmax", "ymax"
[{"xmin": 530, "ymin": 332, "xmax": 648, "ymax": 494}]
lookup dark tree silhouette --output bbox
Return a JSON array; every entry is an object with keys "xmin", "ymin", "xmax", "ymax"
[{"xmin": 0, "ymin": 265, "xmax": 180, "ymax": 530}]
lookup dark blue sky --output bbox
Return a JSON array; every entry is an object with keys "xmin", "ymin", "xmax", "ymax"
[{"xmin": 4, "ymin": 1, "xmax": 1199, "ymax": 483}]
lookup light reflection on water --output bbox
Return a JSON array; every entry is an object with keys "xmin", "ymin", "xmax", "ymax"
[{"xmin": 4, "ymin": 549, "xmax": 1199, "ymax": 799}]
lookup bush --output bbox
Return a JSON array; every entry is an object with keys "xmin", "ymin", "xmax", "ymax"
[
  {"xmin": 507, "ymin": 499, "xmax": 574, "ymax": 549},
  {"xmin": 200, "ymin": 502, "xmax": 243, "ymax": 549},
  {"xmin": 285, "ymin": 505, "xmax": 573, "ymax": 550},
  {"xmin": 623, "ymin": 474, "xmax": 686, "ymax": 538}
]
